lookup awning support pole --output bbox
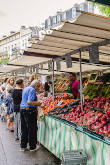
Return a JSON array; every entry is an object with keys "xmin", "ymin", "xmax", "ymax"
[
  {"xmin": 79, "ymin": 50, "xmax": 83, "ymax": 112},
  {"xmin": 52, "ymin": 59, "xmax": 55, "ymax": 102}
]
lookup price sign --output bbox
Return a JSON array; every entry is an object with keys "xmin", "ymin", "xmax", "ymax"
[
  {"xmin": 57, "ymin": 100, "xmax": 63, "ymax": 106},
  {"xmin": 48, "ymin": 61, "xmax": 53, "ymax": 72},
  {"xmin": 77, "ymin": 126, "xmax": 83, "ymax": 132},
  {"xmin": 40, "ymin": 63, "xmax": 43, "ymax": 70},
  {"xmin": 56, "ymin": 59, "xmax": 61, "ymax": 71},
  {"xmin": 65, "ymin": 54, "xmax": 72, "ymax": 68},
  {"xmin": 89, "ymin": 45, "xmax": 99, "ymax": 64},
  {"xmin": 36, "ymin": 65, "xmax": 39, "ymax": 73}
]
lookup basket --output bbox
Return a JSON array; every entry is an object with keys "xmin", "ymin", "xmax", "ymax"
[{"xmin": 62, "ymin": 150, "xmax": 87, "ymax": 165}]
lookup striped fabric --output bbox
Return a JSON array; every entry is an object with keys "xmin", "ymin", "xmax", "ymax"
[{"xmin": 38, "ymin": 116, "xmax": 110, "ymax": 165}]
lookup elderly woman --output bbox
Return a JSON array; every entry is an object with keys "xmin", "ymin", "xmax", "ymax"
[{"xmin": 20, "ymin": 79, "xmax": 42, "ymax": 152}]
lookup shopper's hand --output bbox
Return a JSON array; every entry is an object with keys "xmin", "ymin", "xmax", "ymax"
[
  {"xmin": 40, "ymin": 105, "xmax": 45, "ymax": 109},
  {"xmin": 37, "ymin": 101, "xmax": 42, "ymax": 106}
]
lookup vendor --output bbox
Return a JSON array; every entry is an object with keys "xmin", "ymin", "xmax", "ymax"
[
  {"xmin": 67, "ymin": 73, "xmax": 79, "ymax": 99},
  {"xmin": 44, "ymin": 76, "xmax": 52, "ymax": 97}
]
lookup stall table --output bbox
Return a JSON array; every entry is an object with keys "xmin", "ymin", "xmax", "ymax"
[{"xmin": 38, "ymin": 115, "xmax": 110, "ymax": 165}]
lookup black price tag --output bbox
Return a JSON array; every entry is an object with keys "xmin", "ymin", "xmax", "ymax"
[
  {"xmin": 56, "ymin": 59, "xmax": 61, "ymax": 71},
  {"xmin": 89, "ymin": 45, "xmax": 99, "ymax": 64},
  {"xmin": 65, "ymin": 54, "xmax": 72, "ymax": 68},
  {"xmin": 48, "ymin": 61, "xmax": 53, "ymax": 72},
  {"xmin": 40, "ymin": 63, "xmax": 43, "ymax": 70}
]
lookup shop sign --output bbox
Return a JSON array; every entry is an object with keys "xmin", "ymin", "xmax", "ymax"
[
  {"xmin": 65, "ymin": 54, "xmax": 72, "ymax": 68},
  {"xmin": 40, "ymin": 63, "xmax": 43, "ymax": 70},
  {"xmin": 56, "ymin": 59, "xmax": 61, "ymax": 71},
  {"xmin": 48, "ymin": 61, "xmax": 53, "ymax": 72},
  {"xmin": 89, "ymin": 45, "xmax": 99, "ymax": 64}
]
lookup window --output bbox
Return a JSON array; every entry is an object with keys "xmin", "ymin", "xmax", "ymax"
[
  {"xmin": 72, "ymin": 8, "xmax": 76, "ymax": 18},
  {"xmin": 62, "ymin": 12, "xmax": 66, "ymax": 20},
  {"xmin": 57, "ymin": 15, "xmax": 61, "ymax": 23},
  {"xmin": 66, "ymin": 9, "xmax": 72, "ymax": 20},
  {"xmin": 48, "ymin": 18, "xmax": 51, "ymax": 26},
  {"xmin": 53, "ymin": 16, "xmax": 57, "ymax": 25},
  {"xmin": 80, "ymin": 4, "xmax": 84, "ymax": 11},
  {"xmin": 25, "ymin": 43, "xmax": 27, "ymax": 47},
  {"xmin": 22, "ymin": 40, "xmax": 24, "ymax": 46},
  {"xmin": 45, "ymin": 19, "xmax": 48, "ymax": 29}
]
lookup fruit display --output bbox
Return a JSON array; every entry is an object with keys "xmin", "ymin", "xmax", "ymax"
[
  {"xmin": 54, "ymin": 77, "xmax": 69, "ymax": 93},
  {"xmin": 41, "ymin": 96, "xmax": 53, "ymax": 107},
  {"xmin": 56, "ymin": 100, "xmax": 110, "ymax": 138},
  {"xmin": 41, "ymin": 93, "xmax": 73, "ymax": 108},
  {"xmin": 84, "ymin": 83, "xmax": 110, "ymax": 99},
  {"xmin": 43, "ymin": 99, "xmax": 75, "ymax": 114},
  {"xmin": 55, "ymin": 93, "xmax": 73, "ymax": 100}
]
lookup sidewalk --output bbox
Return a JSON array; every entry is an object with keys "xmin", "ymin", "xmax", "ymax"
[{"xmin": 0, "ymin": 121, "xmax": 60, "ymax": 165}]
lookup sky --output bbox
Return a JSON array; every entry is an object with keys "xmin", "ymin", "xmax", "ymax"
[{"xmin": 0, "ymin": 0, "xmax": 85, "ymax": 37}]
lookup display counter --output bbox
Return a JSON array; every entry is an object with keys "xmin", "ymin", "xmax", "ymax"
[{"xmin": 38, "ymin": 115, "xmax": 110, "ymax": 165}]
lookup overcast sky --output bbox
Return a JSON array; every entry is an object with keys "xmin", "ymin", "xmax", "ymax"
[{"xmin": 0, "ymin": 0, "xmax": 85, "ymax": 37}]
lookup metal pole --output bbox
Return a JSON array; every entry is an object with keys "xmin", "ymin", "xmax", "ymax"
[
  {"xmin": 79, "ymin": 50, "xmax": 83, "ymax": 112},
  {"xmin": 52, "ymin": 59, "xmax": 55, "ymax": 102}
]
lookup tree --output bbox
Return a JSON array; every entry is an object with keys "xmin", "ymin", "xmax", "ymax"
[{"xmin": 98, "ymin": 4, "xmax": 110, "ymax": 17}]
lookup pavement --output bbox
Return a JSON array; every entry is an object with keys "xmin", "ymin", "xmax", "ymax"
[{"xmin": 0, "ymin": 120, "xmax": 61, "ymax": 165}]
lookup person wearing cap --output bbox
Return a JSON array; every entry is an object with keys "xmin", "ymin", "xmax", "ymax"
[
  {"xmin": 67, "ymin": 73, "xmax": 79, "ymax": 99},
  {"xmin": 11, "ymin": 79, "xmax": 24, "ymax": 141},
  {"xmin": 20, "ymin": 79, "xmax": 41, "ymax": 152}
]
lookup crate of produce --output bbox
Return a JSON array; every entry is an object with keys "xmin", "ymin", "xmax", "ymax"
[{"xmin": 62, "ymin": 150, "xmax": 87, "ymax": 165}]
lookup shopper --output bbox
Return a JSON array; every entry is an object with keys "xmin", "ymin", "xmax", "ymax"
[
  {"xmin": 20, "ymin": 79, "xmax": 41, "ymax": 152},
  {"xmin": 6, "ymin": 77, "xmax": 15, "ymax": 97},
  {"xmin": 2, "ymin": 78, "xmax": 8, "ymax": 89},
  {"xmin": 5, "ymin": 87, "xmax": 14, "ymax": 131},
  {"xmin": 67, "ymin": 73, "xmax": 79, "ymax": 99},
  {"xmin": 44, "ymin": 76, "xmax": 52, "ymax": 97},
  {"xmin": 11, "ymin": 79, "xmax": 24, "ymax": 141}
]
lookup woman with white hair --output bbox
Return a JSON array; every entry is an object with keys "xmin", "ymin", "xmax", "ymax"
[{"xmin": 20, "ymin": 79, "xmax": 41, "ymax": 152}]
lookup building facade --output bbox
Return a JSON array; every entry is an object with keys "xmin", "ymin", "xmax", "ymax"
[
  {"xmin": 44, "ymin": 2, "xmax": 94, "ymax": 30},
  {"xmin": 0, "ymin": 26, "xmax": 39, "ymax": 61}
]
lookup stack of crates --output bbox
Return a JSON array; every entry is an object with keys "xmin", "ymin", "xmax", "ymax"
[{"xmin": 62, "ymin": 150, "xmax": 87, "ymax": 165}]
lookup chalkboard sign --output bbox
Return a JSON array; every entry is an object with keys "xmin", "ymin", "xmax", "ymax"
[
  {"xmin": 65, "ymin": 54, "xmax": 72, "ymax": 68},
  {"xmin": 40, "ymin": 63, "xmax": 43, "ymax": 70},
  {"xmin": 48, "ymin": 61, "xmax": 53, "ymax": 72},
  {"xmin": 56, "ymin": 59, "xmax": 61, "ymax": 71},
  {"xmin": 89, "ymin": 45, "xmax": 99, "ymax": 64}
]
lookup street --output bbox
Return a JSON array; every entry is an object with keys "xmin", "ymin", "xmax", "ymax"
[{"xmin": 0, "ymin": 120, "xmax": 60, "ymax": 165}]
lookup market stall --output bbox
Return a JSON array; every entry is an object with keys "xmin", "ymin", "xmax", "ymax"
[
  {"xmin": 38, "ymin": 115, "xmax": 110, "ymax": 165},
  {"xmin": 1, "ymin": 11, "xmax": 110, "ymax": 165}
]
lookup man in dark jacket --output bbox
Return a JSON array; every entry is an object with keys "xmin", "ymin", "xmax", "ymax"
[
  {"xmin": 44, "ymin": 76, "xmax": 52, "ymax": 97},
  {"xmin": 11, "ymin": 79, "xmax": 24, "ymax": 141}
]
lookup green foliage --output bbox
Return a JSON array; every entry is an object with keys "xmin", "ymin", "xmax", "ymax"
[
  {"xmin": 92, "ymin": 1, "xmax": 110, "ymax": 17},
  {"xmin": 84, "ymin": 83, "xmax": 110, "ymax": 99},
  {"xmin": 98, "ymin": 5, "xmax": 110, "ymax": 17},
  {"xmin": 0, "ymin": 58, "xmax": 9, "ymax": 65}
]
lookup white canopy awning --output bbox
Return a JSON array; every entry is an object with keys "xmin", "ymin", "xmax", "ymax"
[{"xmin": 4, "ymin": 11, "xmax": 110, "ymax": 75}]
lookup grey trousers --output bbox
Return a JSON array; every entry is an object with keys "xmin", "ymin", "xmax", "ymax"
[{"xmin": 14, "ymin": 112, "xmax": 21, "ymax": 140}]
